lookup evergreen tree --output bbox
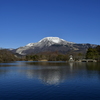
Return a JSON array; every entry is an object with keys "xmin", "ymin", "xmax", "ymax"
[{"xmin": 86, "ymin": 48, "xmax": 98, "ymax": 59}]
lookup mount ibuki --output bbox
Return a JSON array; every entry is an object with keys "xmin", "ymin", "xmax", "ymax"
[{"xmin": 12, "ymin": 37, "xmax": 97, "ymax": 55}]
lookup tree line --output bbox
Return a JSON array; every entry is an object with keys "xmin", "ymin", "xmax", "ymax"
[
  {"xmin": 0, "ymin": 45, "xmax": 100, "ymax": 63},
  {"xmin": 86, "ymin": 45, "xmax": 100, "ymax": 61},
  {"xmin": 25, "ymin": 51, "xmax": 85, "ymax": 61}
]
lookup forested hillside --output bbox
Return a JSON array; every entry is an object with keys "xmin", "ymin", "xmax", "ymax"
[{"xmin": 0, "ymin": 49, "xmax": 18, "ymax": 62}]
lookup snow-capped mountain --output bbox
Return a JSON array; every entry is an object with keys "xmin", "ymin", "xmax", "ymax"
[
  {"xmin": 12, "ymin": 37, "xmax": 97, "ymax": 55},
  {"xmin": 26, "ymin": 37, "xmax": 75, "ymax": 47},
  {"xmin": 39, "ymin": 37, "xmax": 74, "ymax": 44}
]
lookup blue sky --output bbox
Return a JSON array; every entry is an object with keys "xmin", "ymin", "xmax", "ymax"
[{"xmin": 0, "ymin": 0, "xmax": 100, "ymax": 48}]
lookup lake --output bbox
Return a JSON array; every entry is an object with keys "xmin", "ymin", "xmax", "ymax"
[{"xmin": 0, "ymin": 61, "xmax": 100, "ymax": 100}]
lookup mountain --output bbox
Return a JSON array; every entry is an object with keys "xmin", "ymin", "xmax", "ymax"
[{"xmin": 11, "ymin": 37, "xmax": 97, "ymax": 55}]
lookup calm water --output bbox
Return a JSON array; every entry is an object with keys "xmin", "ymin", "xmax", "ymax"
[{"xmin": 0, "ymin": 61, "xmax": 100, "ymax": 100}]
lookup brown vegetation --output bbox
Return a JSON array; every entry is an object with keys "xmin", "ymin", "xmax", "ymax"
[{"xmin": 0, "ymin": 49, "xmax": 18, "ymax": 62}]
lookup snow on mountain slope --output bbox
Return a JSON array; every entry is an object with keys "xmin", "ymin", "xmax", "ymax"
[
  {"xmin": 39, "ymin": 37, "xmax": 65, "ymax": 43},
  {"xmin": 26, "ymin": 43, "xmax": 35, "ymax": 46},
  {"xmin": 25, "ymin": 37, "xmax": 74, "ymax": 47},
  {"xmin": 39, "ymin": 37, "xmax": 74, "ymax": 44}
]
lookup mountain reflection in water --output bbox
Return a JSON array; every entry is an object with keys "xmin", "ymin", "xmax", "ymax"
[
  {"xmin": 17, "ymin": 61, "xmax": 99, "ymax": 85},
  {"xmin": 19, "ymin": 62, "xmax": 71, "ymax": 85},
  {"xmin": 1, "ymin": 61, "xmax": 100, "ymax": 100},
  {"xmin": 0, "ymin": 61, "xmax": 100, "ymax": 85}
]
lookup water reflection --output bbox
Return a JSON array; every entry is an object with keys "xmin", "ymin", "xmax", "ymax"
[
  {"xmin": 18, "ymin": 62, "xmax": 67, "ymax": 85},
  {"xmin": 18, "ymin": 62, "xmax": 86, "ymax": 85},
  {"xmin": 0, "ymin": 61, "xmax": 100, "ymax": 85}
]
